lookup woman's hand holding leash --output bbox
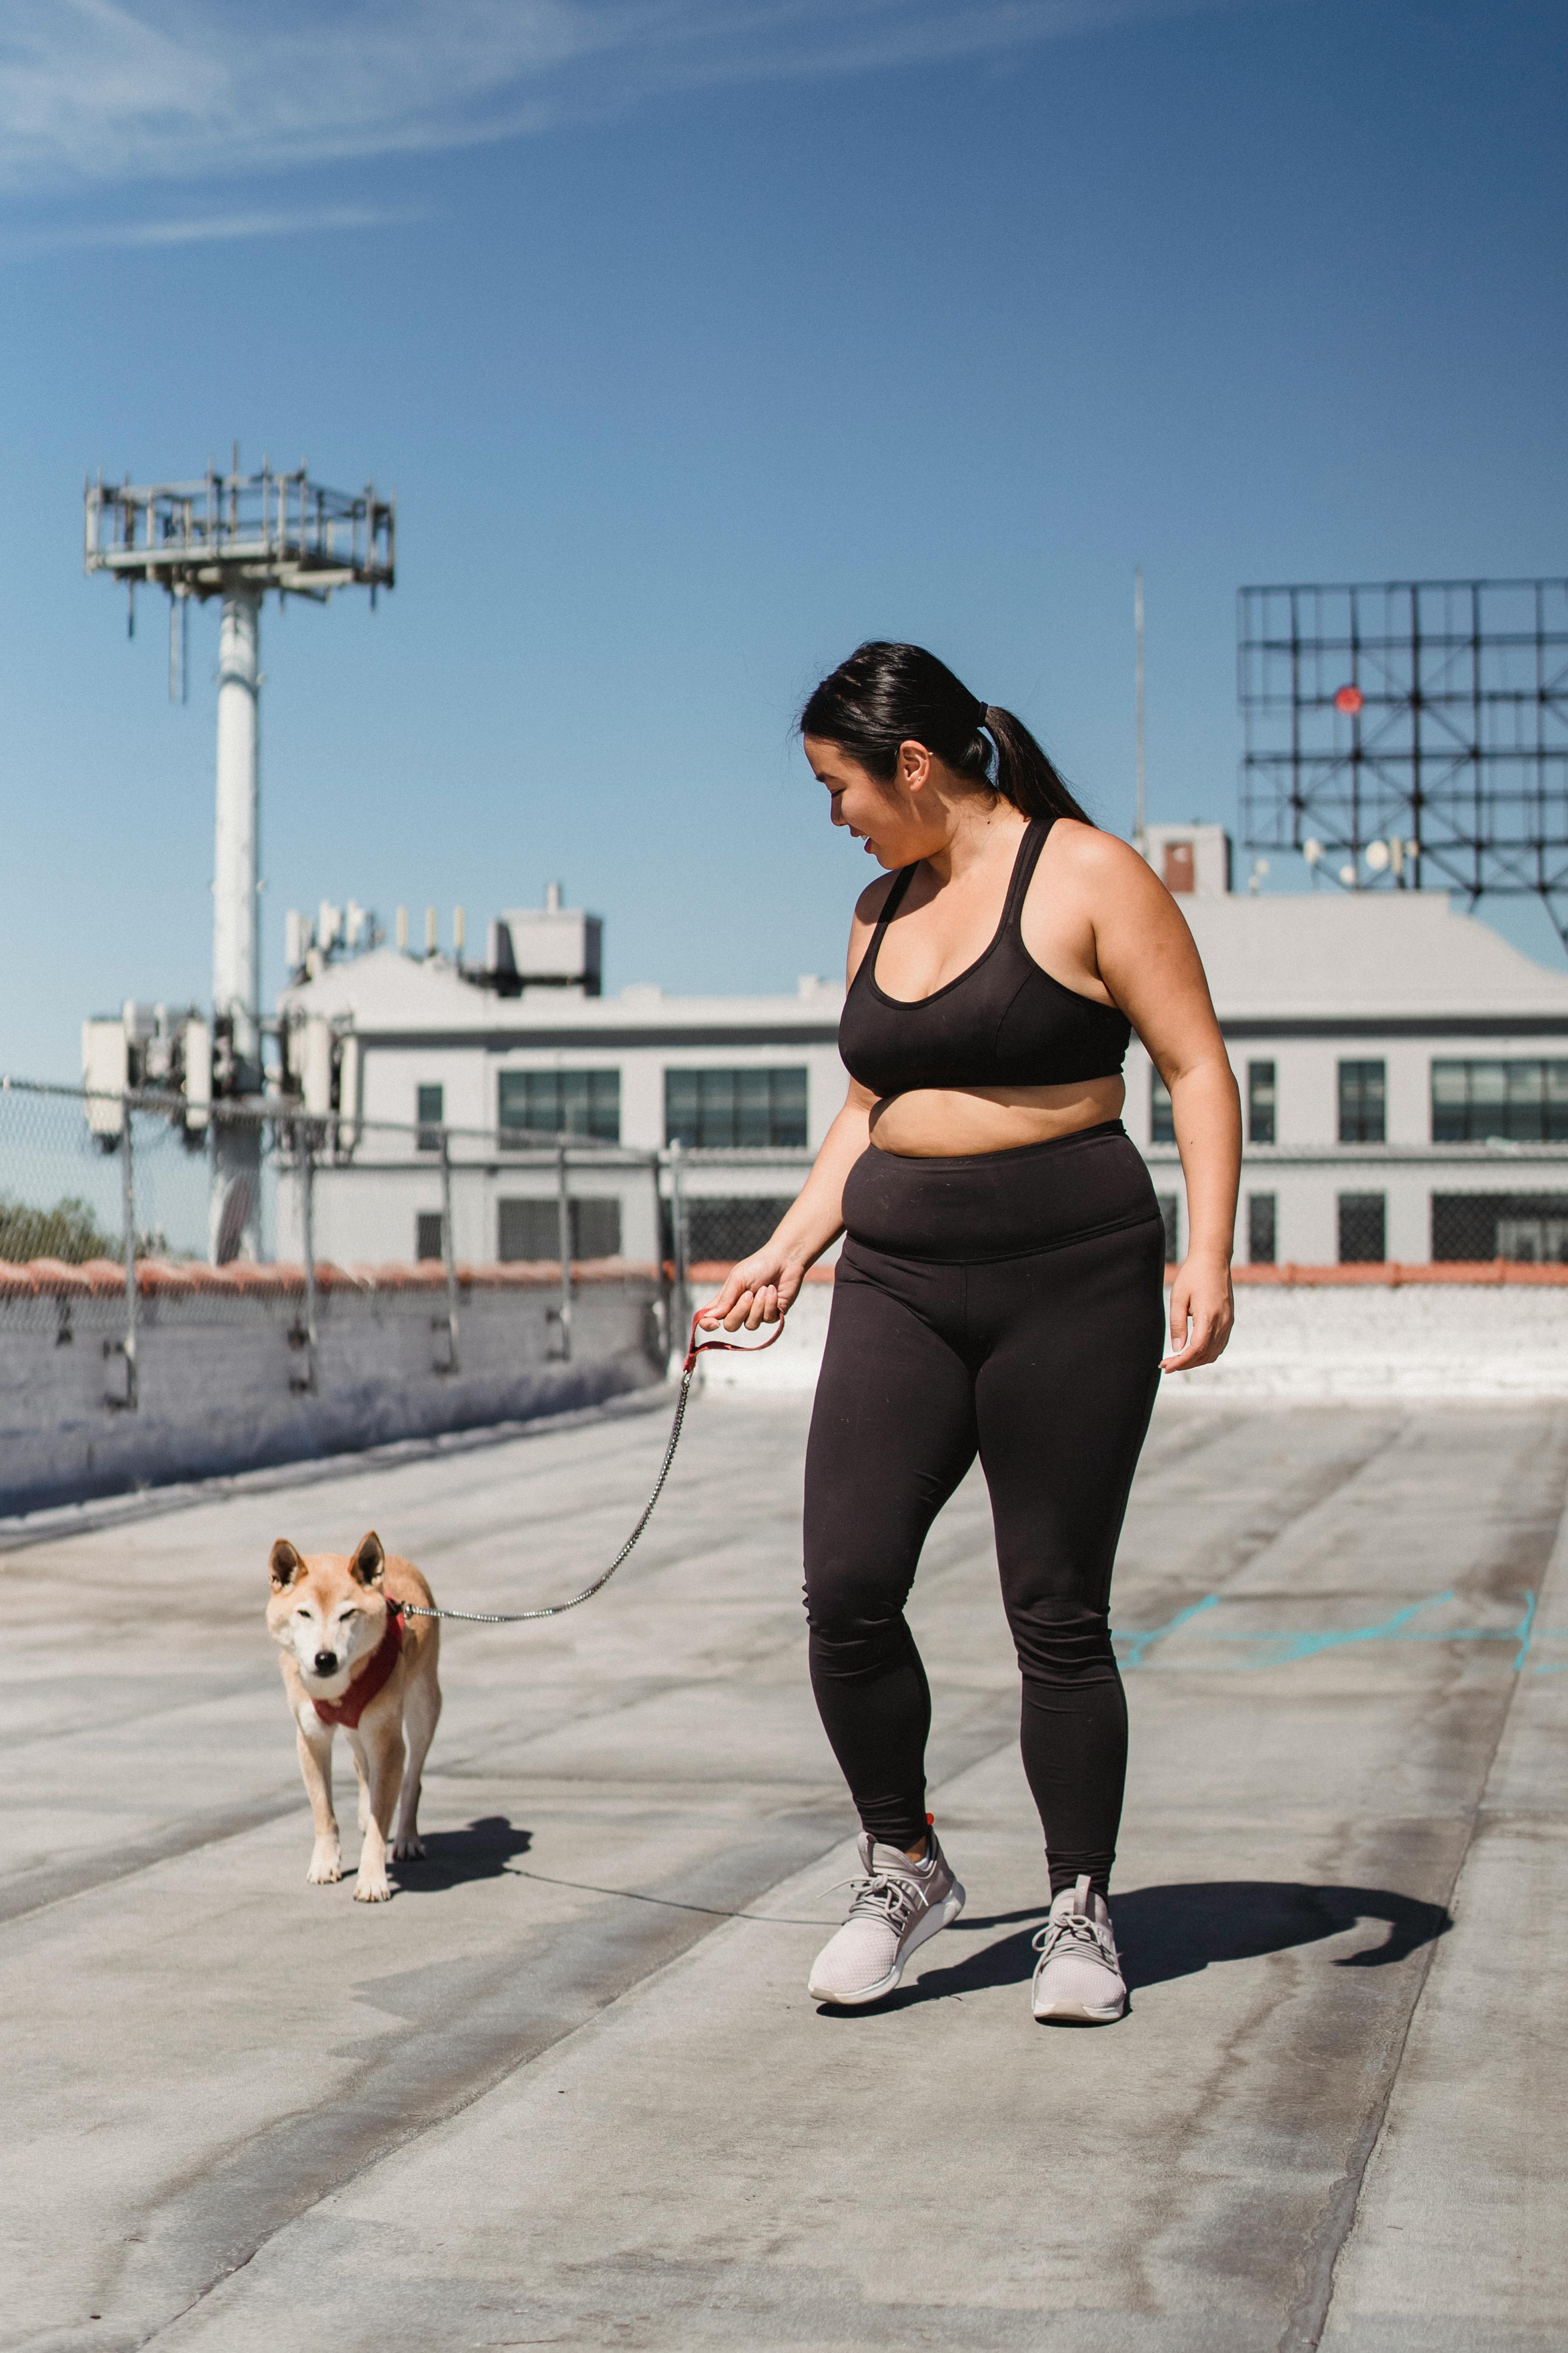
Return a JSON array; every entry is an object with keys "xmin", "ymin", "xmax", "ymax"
[{"xmin": 696, "ymin": 1247, "xmax": 807, "ymax": 1335}]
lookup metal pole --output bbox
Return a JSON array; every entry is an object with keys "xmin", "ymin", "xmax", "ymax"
[
  {"xmin": 295, "ymin": 1125, "xmax": 319, "ymax": 1394},
  {"xmin": 668, "ymin": 1139, "xmax": 688, "ymax": 1361},
  {"xmin": 118, "ymin": 1101, "xmax": 139, "ymax": 1410},
  {"xmin": 1134, "ymin": 565, "xmax": 1146, "ymax": 853},
  {"xmin": 439, "ymin": 1129, "xmax": 460, "ymax": 1373},
  {"xmin": 555, "ymin": 1142, "xmax": 573, "ymax": 1361},
  {"xmin": 211, "ymin": 586, "xmax": 263, "ymax": 1260}
]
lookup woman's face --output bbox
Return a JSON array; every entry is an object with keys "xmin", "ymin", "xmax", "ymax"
[{"xmin": 804, "ymin": 735, "xmax": 938, "ymax": 869}]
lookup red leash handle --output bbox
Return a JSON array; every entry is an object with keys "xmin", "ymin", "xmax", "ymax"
[{"xmin": 684, "ymin": 1307, "xmax": 787, "ymax": 1376}]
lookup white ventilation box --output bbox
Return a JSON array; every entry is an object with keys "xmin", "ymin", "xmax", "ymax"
[{"xmin": 82, "ymin": 1018, "xmax": 129, "ymax": 1136}]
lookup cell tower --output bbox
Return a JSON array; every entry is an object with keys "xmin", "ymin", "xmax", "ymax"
[
  {"xmin": 84, "ymin": 451, "xmax": 394, "ymax": 1258},
  {"xmin": 1239, "ymin": 579, "xmax": 1568, "ymax": 943}
]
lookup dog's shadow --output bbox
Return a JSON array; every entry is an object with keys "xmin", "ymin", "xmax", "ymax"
[
  {"xmin": 391, "ymin": 1814, "xmax": 534, "ymax": 1894},
  {"xmin": 817, "ymin": 1880, "xmax": 1453, "ymax": 2016}
]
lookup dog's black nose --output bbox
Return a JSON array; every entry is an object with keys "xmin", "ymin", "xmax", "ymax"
[{"xmin": 314, "ymin": 1650, "xmax": 338, "ymax": 1675}]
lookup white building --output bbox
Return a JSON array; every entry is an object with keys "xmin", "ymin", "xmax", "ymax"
[
  {"xmin": 1138, "ymin": 824, "xmax": 1568, "ymax": 1266},
  {"xmin": 277, "ymin": 893, "xmax": 845, "ymax": 1271},
  {"xmin": 277, "ymin": 853, "xmax": 1568, "ymax": 1272}
]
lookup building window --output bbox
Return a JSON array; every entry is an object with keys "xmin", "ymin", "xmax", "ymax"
[
  {"xmin": 1247, "ymin": 1060, "xmax": 1276, "ymax": 1145},
  {"xmin": 665, "ymin": 1067, "xmax": 808, "ymax": 1149},
  {"xmin": 416, "ymin": 1083, "xmax": 443, "ymax": 1152},
  {"xmin": 415, "ymin": 1210, "xmax": 445, "ymax": 1262},
  {"xmin": 1432, "ymin": 1192, "xmax": 1568, "ymax": 1264},
  {"xmin": 1431, "ymin": 1059, "xmax": 1568, "ymax": 1144},
  {"xmin": 1338, "ymin": 1060, "xmax": 1386, "ymax": 1145},
  {"xmin": 1155, "ymin": 1193, "xmax": 1179, "ymax": 1263},
  {"xmin": 1247, "ymin": 1193, "xmax": 1277, "ymax": 1265},
  {"xmin": 498, "ymin": 1068, "xmax": 621, "ymax": 1144},
  {"xmin": 497, "ymin": 1197, "xmax": 622, "ymax": 1262},
  {"xmin": 1150, "ymin": 1070, "xmax": 1175, "ymax": 1144},
  {"xmin": 676, "ymin": 1197, "xmax": 797, "ymax": 1265},
  {"xmin": 1338, "ymin": 1192, "xmax": 1386, "ymax": 1264}
]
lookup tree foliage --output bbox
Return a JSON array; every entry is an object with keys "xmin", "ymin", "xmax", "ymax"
[{"xmin": 0, "ymin": 1194, "xmax": 119, "ymax": 1264}]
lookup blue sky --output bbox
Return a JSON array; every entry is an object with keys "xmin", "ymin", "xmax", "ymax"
[{"xmin": 2, "ymin": 0, "xmax": 1564, "ymax": 1077}]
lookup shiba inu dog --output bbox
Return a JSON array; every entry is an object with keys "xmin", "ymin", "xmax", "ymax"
[{"xmin": 267, "ymin": 1529, "xmax": 441, "ymax": 1902}]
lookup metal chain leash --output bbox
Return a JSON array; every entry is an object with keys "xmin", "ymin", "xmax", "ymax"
[{"xmin": 394, "ymin": 1310, "xmax": 784, "ymax": 1626}]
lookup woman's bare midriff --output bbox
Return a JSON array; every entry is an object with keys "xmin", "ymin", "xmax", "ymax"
[{"xmin": 867, "ymin": 1075, "xmax": 1127, "ymax": 1159}]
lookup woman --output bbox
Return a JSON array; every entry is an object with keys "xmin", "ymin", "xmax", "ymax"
[{"xmin": 699, "ymin": 642, "xmax": 1239, "ymax": 2022}]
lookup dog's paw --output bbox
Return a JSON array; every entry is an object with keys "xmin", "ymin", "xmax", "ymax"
[
  {"xmin": 307, "ymin": 1843, "xmax": 343, "ymax": 1884},
  {"xmin": 353, "ymin": 1875, "xmax": 393, "ymax": 1903},
  {"xmin": 389, "ymin": 1833, "xmax": 425, "ymax": 1860}
]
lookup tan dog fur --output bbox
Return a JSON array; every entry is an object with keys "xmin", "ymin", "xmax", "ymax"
[{"xmin": 267, "ymin": 1530, "xmax": 442, "ymax": 1902}]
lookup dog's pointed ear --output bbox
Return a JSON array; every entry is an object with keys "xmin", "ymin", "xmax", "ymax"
[
  {"xmin": 270, "ymin": 1538, "xmax": 303, "ymax": 1590},
  {"xmin": 350, "ymin": 1530, "xmax": 385, "ymax": 1587}
]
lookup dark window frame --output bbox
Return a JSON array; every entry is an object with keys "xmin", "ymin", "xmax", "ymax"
[
  {"xmin": 1150, "ymin": 1069, "xmax": 1175, "ymax": 1145},
  {"xmin": 497, "ymin": 1067, "xmax": 621, "ymax": 1145},
  {"xmin": 1338, "ymin": 1060, "xmax": 1386, "ymax": 1145},
  {"xmin": 1247, "ymin": 1059, "xmax": 1276, "ymax": 1146},
  {"xmin": 664, "ymin": 1066, "xmax": 809, "ymax": 1150},
  {"xmin": 1431, "ymin": 1058, "xmax": 1568, "ymax": 1145},
  {"xmin": 415, "ymin": 1082, "xmax": 444, "ymax": 1153},
  {"xmin": 1337, "ymin": 1191, "xmax": 1386, "ymax": 1264},
  {"xmin": 1247, "ymin": 1192, "xmax": 1277, "ymax": 1265},
  {"xmin": 497, "ymin": 1196, "xmax": 623, "ymax": 1262}
]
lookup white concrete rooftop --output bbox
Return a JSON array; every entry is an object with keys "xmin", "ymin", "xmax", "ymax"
[{"xmin": 3, "ymin": 1387, "xmax": 1564, "ymax": 2347}]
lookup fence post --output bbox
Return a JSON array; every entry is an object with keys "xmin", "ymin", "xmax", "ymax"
[
  {"xmin": 107, "ymin": 1097, "xmax": 139, "ymax": 1410},
  {"xmin": 550, "ymin": 1140, "xmax": 573, "ymax": 1361},
  {"xmin": 437, "ymin": 1127, "xmax": 460, "ymax": 1374},
  {"xmin": 292, "ymin": 1121, "xmax": 319, "ymax": 1394},
  {"xmin": 668, "ymin": 1138, "xmax": 688, "ymax": 1364}
]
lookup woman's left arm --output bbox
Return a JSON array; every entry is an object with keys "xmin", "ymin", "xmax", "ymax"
[{"xmin": 1070, "ymin": 832, "xmax": 1241, "ymax": 1372}]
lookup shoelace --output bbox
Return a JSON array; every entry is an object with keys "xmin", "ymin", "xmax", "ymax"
[
  {"xmin": 831, "ymin": 1868, "xmax": 927, "ymax": 1935},
  {"xmin": 1032, "ymin": 1910, "xmax": 1119, "ymax": 1974}
]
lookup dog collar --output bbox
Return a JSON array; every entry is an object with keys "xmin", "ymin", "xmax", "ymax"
[{"xmin": 312, "ymin": 1602, "xmax": 404, "ymax": 1729}]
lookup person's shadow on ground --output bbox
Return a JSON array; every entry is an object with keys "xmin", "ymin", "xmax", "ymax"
[
  {"xmin": 389, "ymin": 1814, "xmax": 533, "ymax": 1893},
  {"xmin": 820, "ymin": 1881, "xmax": 1453, "ymax": 2014}
]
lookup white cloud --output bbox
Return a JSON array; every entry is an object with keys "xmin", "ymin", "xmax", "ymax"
[
  {"xmin": 0, "ymin": 202, "xmax": 426, "ymax": 258},
  {"xmin": 0, "ymin": 0, "xmax": 1270, "ymax": 196}
]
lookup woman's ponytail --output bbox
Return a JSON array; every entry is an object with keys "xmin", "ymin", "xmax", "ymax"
[
  {"xmin": 800, "ymin": 642, "xmax": 1091, "ymax": 828},
  {"xmin": 975, "ymin": 701, "xmax": 1092, "ymax": 827}
]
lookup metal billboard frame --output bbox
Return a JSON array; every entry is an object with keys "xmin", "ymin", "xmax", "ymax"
[{"xmin": 1239, "ymin": 579, "xmax": 1568, "ymax": 943}]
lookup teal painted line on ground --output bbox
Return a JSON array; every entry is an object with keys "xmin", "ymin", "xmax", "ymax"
[
  {"xmin": 1512, "ymin": 1589, "xmax": 1538, "ymax": 1673},
  {"xmin": 1115, "ymin": 1592, "xmax": 1219, "ymax": 1669},
  {"xmin": 1111, "ymin": 1587, "xmax": 1568, "ymax": 1674},
  {"xmin": 1232, "ymin": 1592, "xmax": 1454, "ymax": 1669}
]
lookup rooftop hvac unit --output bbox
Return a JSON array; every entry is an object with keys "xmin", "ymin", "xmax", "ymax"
[{"xmin": 82, "ymin": 1018, "xmax": 129, "ymax": 1137}]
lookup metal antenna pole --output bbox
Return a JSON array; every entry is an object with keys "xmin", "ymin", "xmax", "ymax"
[
  {"xmin": 1134, "ymin": 565, "xmax": 1147, "ymax": 853},
  {"xmin": 210, "ymin": 588, "xmax": 263, "ymax": 1260}
]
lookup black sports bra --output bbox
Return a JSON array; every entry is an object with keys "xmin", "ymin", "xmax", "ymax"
[{"xmin": 838, "ymin": 818, "xmax": 1131, "ymax": 1099}]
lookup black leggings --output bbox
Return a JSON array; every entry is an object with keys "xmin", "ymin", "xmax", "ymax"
[{"xmin": 803, "ymin": 1122, "xmax": 1165, "ymax": 1898}]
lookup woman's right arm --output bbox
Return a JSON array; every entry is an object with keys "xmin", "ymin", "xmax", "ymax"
[
  {"xmin": 696, "ymin": 875, "xmax": 891, "ymax": 1334},
  {"xmin": 694, "ymin": 1083, "xmax": 876, "ymax": 1333}
]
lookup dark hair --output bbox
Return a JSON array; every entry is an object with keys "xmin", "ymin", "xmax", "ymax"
[{"xmin": 799, "ymin": 641, "xmax": 1092, "ymax": 827}]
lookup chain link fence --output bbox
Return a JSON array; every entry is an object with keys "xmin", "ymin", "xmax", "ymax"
[{"xmin": 0, "ymin": 1077, "xmax": 819, "ymax": 1401}]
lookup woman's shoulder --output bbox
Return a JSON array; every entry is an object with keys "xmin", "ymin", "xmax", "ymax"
[
  {"xmin": 852, "ymin": 870, "xmax": 901, "ymax": 928},
  {"xmin": 1037, "ymin": 818, "xmax": 1164, "ymax": 899}
]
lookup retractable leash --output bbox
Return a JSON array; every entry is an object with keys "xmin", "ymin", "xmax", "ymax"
[{"xmin": 393, "ymin": 1310, "xmax": 785, "ymax": 1627}]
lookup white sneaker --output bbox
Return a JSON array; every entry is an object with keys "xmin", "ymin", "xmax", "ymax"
[
  {"xmin": 808, "ymin": 1829, "xmax": 965, "ymax": 2006},
  {"xmin": 1030, "ymin": 1874, "xmax": 1127, "ymax": 2024}
]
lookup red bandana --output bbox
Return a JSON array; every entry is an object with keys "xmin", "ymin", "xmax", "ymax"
[{"xmin": 312, "ymin": 1603, "xmax": 404, "ymax": 1729}]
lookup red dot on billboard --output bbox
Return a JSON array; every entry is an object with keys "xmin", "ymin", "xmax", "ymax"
[{"xmin": 1334, "ymin": 684, "xmax": 1364, "ymax": 715}]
